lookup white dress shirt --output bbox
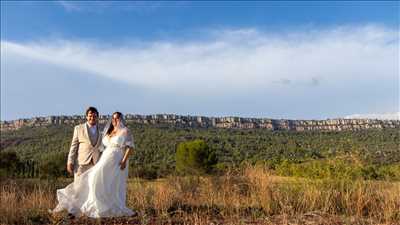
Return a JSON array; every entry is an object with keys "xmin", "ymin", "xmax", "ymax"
[{"xmin": 87, "ymin": 123, "xmax": 97, "ymax": 136}]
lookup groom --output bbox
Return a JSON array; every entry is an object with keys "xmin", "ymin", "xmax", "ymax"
[{"xmin": 67, "ymin": 106, "xmax": 102, "ymax": 179}]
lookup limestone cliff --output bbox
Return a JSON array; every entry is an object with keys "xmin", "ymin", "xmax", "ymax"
[{"xmin": 1, "ymin": 114, "xmax": 399, "ymax": 132}]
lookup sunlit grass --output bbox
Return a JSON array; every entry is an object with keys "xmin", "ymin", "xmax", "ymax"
[{"xmin": 1, "ymin": 166, "xmax": 399, "ymax": 224}]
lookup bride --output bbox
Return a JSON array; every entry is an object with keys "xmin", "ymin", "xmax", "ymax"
[{"xmin": 53, "ymin": 112, "xmax": 135, "ymax": 218}]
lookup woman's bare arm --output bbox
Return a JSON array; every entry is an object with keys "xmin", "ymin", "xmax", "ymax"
[{"xmin": 120, "ymin": 146, "xmax": 134, "ymax": 170}]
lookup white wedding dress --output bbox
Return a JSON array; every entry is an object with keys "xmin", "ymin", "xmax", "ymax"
[{"xmin": 53, "ymin": 131, "xmax": 135, "ymax": 218}]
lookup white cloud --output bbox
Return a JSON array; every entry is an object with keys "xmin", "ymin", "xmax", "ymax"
[
  {"xmin": 56, "ymin": 1, "xmax": 181, "ymax": 13},
  {"xmin": 1, "ymin": 25, "xmax": 399, "ymax": 119},
  {"xmin": 2, "ymin": 25, "xmax": 397, "ymax": 93},
  {"xmin": 345, "ymin": 112, "xmax": 400, "ymax": 120},
  {"xmin": 57, "ymin": 1, "xmax": 83, "ymax": 12}
]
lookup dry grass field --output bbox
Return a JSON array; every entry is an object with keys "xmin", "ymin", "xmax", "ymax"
[{"xmin": 1, "ymin": 166, "xmax": 399, "ymax": 225}]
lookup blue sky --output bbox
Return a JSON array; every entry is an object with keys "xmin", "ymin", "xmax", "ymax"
[{"xmin": 1, "ymin": 1, "xmax": 399, "ymax": 120}]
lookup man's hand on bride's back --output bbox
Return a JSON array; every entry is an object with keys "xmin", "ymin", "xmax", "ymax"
[{"xmin": 67, "ymin": 163, "xmax": 74, "ymax": 175}]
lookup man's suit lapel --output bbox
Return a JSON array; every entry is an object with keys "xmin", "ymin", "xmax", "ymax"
[
  {"xmin": 84, "ymin": 123, "xmax": 91, "ymax": 144},
  {"xmin": 95, "ymin": 126, "xmax": 101, "ymax": 147}
]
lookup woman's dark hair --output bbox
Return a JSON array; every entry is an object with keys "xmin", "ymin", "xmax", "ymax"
[
  {"xmin": 86, "ymin": 106, "xmax": 99, "ymax": 116},
  {"xmin": 107, "ymin": 112, "xmax": 123, "ymax": 135}
]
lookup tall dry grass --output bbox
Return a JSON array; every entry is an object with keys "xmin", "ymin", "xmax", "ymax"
[
  {"xmin": 126, "ymin": 165, "xmax": 399, "ymax": 224},
  {"xmin": 1, "ymin": 166, "xmax": 399, "ymax": 224},
  {"xmin": 0, "ymin": 180, "xmax": 58, "ymax": 225}
]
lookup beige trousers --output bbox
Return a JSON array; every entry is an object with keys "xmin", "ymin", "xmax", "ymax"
[{"xmin": 74, "ymin": 161, "xmax": 94, "ymax": 180}]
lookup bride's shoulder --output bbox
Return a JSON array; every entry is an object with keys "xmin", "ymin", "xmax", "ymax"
[
  {"xmin": 120, "ymin": 127, "xmax": 131, "ymax": 135},
  {"xmin": 102, "ymin": 134, "xmax": 110, "ymax": 141}
]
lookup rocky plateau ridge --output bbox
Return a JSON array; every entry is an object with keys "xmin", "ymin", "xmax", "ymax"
[{"xmin": 1, "ymin": 114, "xmax": 399, "ymax": 132}]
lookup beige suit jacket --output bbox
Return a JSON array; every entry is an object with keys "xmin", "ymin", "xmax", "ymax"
[{"xmin": 67, "ymin": 123, "xmax": 102, "ymax": 166}]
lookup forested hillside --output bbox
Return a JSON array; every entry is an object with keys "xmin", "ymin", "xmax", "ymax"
[{"xmin": 1, "ymin": 123, "xmax": 399, "ymax": 180}]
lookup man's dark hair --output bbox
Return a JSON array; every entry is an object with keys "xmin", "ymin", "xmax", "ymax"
[{"xmin": 85, "ymin": 106, "xmax": 99, "ymax": 116}]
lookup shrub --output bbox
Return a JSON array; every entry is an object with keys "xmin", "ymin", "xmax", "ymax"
[
  {"xmin": 38, "ymin": 151, "xmax": 67, "ymax": 179},
  {"xmin": 0, "ymin": 151, "xmax": 20, "ymax": 178},
  {"xmin": 130, "ymin": 164, "xmax": 159, "ymax": 180},
  {"xmin": 274, "ymin": 159, "xmax": 400, "ymax": 181},
  {"xmin": 376, "ymin": 164, "xmax": 400, "ymax": 181},
  {"xmin": 175, "ymin": 139, "xmax": 217, "ymax": 175}
]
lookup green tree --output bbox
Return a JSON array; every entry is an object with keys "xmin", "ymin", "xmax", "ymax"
[
  {"xmin": 176, "ymin": 139, "xmax": 217, "ymax": 175},
  {"xmin": 0, "ymin": 151, "xmax": 20, "ymax": 178},
  {"xmin": 39, "ymin": 151, "xmax": 67, "ymax": 179}
]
